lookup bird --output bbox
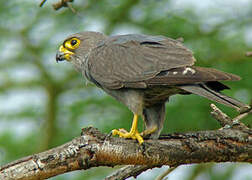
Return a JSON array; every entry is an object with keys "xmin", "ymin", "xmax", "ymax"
[{"xmin": 56, "ymin": 31, "xmax": 250, "ymax": 144}]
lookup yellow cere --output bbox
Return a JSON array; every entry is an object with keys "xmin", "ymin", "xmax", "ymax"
[{"xmin": 58, "ymin": 37, "xmax": 81, "ymax": 61}]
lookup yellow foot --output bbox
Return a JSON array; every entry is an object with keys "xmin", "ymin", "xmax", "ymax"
[
  {"xmin": 112, "ymin": 114, "xmax": 144, "ymax": 144},
  {"xmin": 112, "ymin": 128, "xmax": 144, "ymax": 144}
]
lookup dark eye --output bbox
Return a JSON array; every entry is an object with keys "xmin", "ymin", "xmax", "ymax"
[{"xmin": 71, "ymin": 39, "xmax": 77, "ymax": 46}]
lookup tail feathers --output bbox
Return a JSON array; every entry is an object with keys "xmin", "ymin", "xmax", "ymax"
[{"xmin": 179, "ymin": 84, "xmax": 250, "ymax": 113}]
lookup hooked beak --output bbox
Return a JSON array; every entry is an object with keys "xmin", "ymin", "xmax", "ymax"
[{"xmin": 56, "ymin": 45, "xmax": 74, "ymax": 63}]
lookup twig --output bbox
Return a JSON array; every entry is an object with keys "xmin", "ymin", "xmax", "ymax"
[
  {"xmin": 104, "ymin": 165, "xmax": 152, "ymax": 180},
  {"xmin": 66, "ymin": 3, "xmax": 77, "ymax": 13},
  {"xmin": 210, "ymin": 104, "xmax": 233, "ymax": 127},
  {"xmin": 233, "ymin": 109, "xmax": 252, "ymax": 123},
  {"xmin": 39, "ymin": 0, "xmax": 47, "ymax": 7},
  {"xmin": 210, "ymin": 104, "xmax": 250, "ymax": 130},
  {"xmin": 39, "ymin": 0, "xmax": 76, "ymax": 11},
  {"xmin": 187, "ymin": 163, "xmax": 214, "ymax": 180},
  {"xmin": 52, "ymin": 0, "xmax": 74, "ymax": 11},
  {"xmin": 155, "ymin": 166, "xmax": 177, "ymax": 180}
]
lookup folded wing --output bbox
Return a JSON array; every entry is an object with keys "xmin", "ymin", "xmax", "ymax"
[{"xmin": 87, "ymin": 34, "xmax": 195, "ymax": 89}]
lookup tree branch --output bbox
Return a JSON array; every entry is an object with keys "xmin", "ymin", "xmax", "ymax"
[
  {"xmin": 155, "ymin": 166, "xmax": 177, "ymax": 180},
  {"xmin": 1, "ymin": 104, "xmax": 251, "ymax": 180},
  {"xmin": 105, "ymin": 165, "xmax": 153, "ymax": 180},
  {"xmin": 40, "ymin": 0, "xmax": 75, "ymax": 11},
  {"xmin": 210, "ymin": 104, "xmax": 251, "ymax": 129},
  {"xmin": 106, "ymin": 103, "xmax": 252, "ymax": 180},
  {"xmin": 39, "ymin": 0, "xmax": 47, "ymax": 7},
  {"xmin": 1, "ymin": 123, "xmax": 251, "ymax": 179}
]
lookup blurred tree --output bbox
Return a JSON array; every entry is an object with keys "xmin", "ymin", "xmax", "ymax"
[{"xmin": 0, "ymin": 0, "xmax": 251, "ymax": 179}]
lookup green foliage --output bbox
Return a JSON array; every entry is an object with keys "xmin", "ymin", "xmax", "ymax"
[{"xmin": 0, "ymin": 0, "xmax": 251, "ymax": 179}]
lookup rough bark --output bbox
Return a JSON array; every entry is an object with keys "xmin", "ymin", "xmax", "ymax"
[
  {"xmin": 0, "ymin": 126, "xmax": 251, "ymax": 180},
  {"xmin": 1, "ymin": 104, "xmax": 251, "ymax": 180}
]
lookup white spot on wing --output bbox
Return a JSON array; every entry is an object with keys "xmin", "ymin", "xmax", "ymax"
[
  {"xmin": 182, "ymin": 67, "xmax": 196, "ymax": 75},
  {"xmin": 173, "ymin": 71, "xmax": 178, "ymax": 75}
]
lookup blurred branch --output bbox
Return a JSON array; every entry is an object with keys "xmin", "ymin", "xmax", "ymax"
[
  {"xmin": 187, "ymin": 163, "xmax": 214, "ymax": 180},
  {"xmin": 155, "ymin": 166, "xmax": 177, "ymax": 180},
  {"xmin": 246, "ymin": 52, "xmax": 252, "ymax": 57},
  {"xmin": 105, "ymin": 165, "xmax": 153, "ymax": 180},
  {"xmin": 39, "ymin": 0, "xmax": 47, "ymax": 7},
  {"xmin": 53, "ymin": 0, "xmax": 73, "ymax": 10},
  {"xmin": 19, "ymin": 30, "xmax": 62, "ymax": 151},
  {"xmin": 40, "ymin": 0, "xmax": 76, "ymax": 12},
  {"xmin": 53, "ymin": 0, "xmax": 74, "ymax": 11},
  {"xmin": 1, "ymin": 106, "xmax": 251, "ymax": 180},
  {"xmin": 105, "ymin": 164, "xmax": 176, "ymax": 180},
  {"xmin": 0, "ymin": 80, "xmax": 42, "ymax": 92},
  {"xmin": 39, "ymin": 0, "xmax": 73, "ymax": 10}
]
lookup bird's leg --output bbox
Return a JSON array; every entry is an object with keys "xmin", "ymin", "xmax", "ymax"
[
  {"xmin": 142, "ymin": 103, "xmax": 165, "ymax": 139},
  {"xmin": 140, "ymin": 126, "xmax": 158, "ymax": 137},
  {"xmin": 112, "ymin": 114, "xmax": 144, "ymax": 144}
]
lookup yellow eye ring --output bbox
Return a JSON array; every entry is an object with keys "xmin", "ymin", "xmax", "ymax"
[{"xmin": 64, "ymin": 38, "xmax": 80, "ymax": 50}]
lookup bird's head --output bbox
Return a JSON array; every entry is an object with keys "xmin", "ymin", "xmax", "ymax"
[{"xmin": 56, "ymin": 31, "xmax": 106, "ymax": 65}]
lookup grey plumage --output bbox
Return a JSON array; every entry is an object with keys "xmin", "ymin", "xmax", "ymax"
[
  {"xmin": 88, "ymin": 33, "xmax": 195, "ymax": 89},
  {"xmin": 56, "ymin": 31, "xmax": 250, "ymax": 141}
]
